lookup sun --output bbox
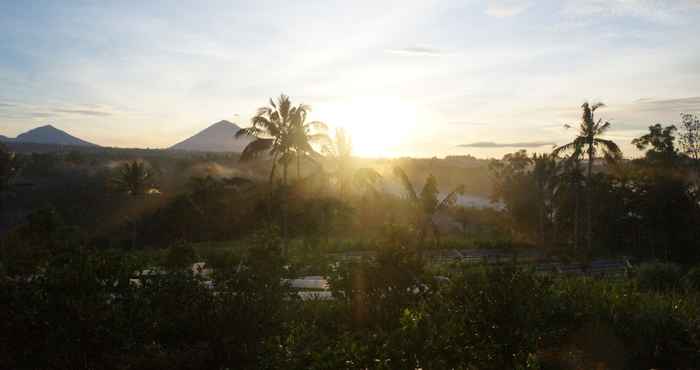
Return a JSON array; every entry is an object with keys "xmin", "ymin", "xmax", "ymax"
[{"xmin": 313, "ymin": 96, "xmax": 418, "ymax": 158}]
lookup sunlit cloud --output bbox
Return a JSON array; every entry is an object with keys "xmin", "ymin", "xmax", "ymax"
[{"xmin": 485, "ymin": 1, "xmax": 531, "ymax": 18}]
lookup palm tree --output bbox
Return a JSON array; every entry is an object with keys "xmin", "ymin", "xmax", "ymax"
[
  {"xmin": 393, "ymin": 167, "xmax": 464, "ymax": 251},
  {"xmin": 552, "ymin": 102, "xmax": 621, "ymax": 251},
  {"xmin": 112, "ymin": 160, "xmax": 153, "ymax": 196},
  {"xmin": 236, "ymin": 94, "xmax": 295, "ymax": 185},
  {"xmin": 289, "ymin": 108, "xmax": 329, "ymax": 179},
  {"xmin": 236, "ymin": 94, "xmax": 327, "ymax": 255},
  {"xmin": 236, "ymin": 94, "xmax": 328, "ymax": 184},
  {"xmin": 323, "ymin": 128, "xmax": 382, "ymax": 196}
]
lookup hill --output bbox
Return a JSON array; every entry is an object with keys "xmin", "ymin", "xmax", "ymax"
[{"xmin": 170, "ymin": 120, "xmax": 253, "ymax": 153}]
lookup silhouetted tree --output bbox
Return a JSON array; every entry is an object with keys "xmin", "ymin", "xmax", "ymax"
[
  {"xmin": 237, "ymin": 94, "xmax": 325, "ymax": 255},
  {"xmin": 393, "ymin": 167, "xmax": 464, "ymax": 249},
  {"xmin": 552, "ymin": 154, "xmax": 585, "ymax": 249},
  {"xmin": 553, "ymin": 102, "xmax": 621, "ymax": 251},
  {"xmin": 112, "ymin": 160, "xmax": 153, "ymax": 196},
  {"xmin": 632, "ymin": 124, "xmax": 680, "ymax": 165},
  {"xmin": 288, "ymin": 106, "xmax": 328, "ymax": 179},
  {"xmin": 323, "ymin": 128, "xmax": 382, "ymax": 197},
  {"xmin": 532, "ymin": 153, "xmax": 557, "ymax": 246},
  {"xmin": 489, "ymin": 150, "xmax": 537, "ymax": 239},
  {"xmin": 679, "ymin": 113, "xmax": 700, "ymax": 161},
  {"xmin": 0, "ymin": 144, "xmax": 18, "ymax": 211},
  {"xmin": 237, "ymin": 94, "xmax": 317, "ymax": 186}
]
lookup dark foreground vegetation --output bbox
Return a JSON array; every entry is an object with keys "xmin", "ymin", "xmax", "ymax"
[
  {"xmin": 1, "ymin": 96, "xmax": 700, "ymax": 369},
  {"xmin": 2, "ymin": 228, "xmax": 700, "ymax": 369}
]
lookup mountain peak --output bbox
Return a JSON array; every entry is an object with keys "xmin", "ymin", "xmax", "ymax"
[
  {"xmin": 170, "ymin": 120, "xmax": 251, "ymax": 152},
  {"xmin": 3, "ymin": 124, "xmax": 98, "ymax": 147},
  {"xmin": 211, "ymin": 120, "xmax": 235, "ymax": 127}
]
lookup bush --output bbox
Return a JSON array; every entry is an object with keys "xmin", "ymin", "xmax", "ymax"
[
  {"xmin": 683, "ymin": 266, "xmax": 700, "ymax": 292},
  {"xmin": 164, "ymin": 242, "xmax": 197, "ymax": 270},
  {"xmin": 635, "ymin": 262, "xmax": 683, "ymax": 292}
]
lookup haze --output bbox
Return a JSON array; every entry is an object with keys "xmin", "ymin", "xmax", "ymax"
[{"xmin": 1, "ymin": 0, "xmax": 700, "ymax": 157}]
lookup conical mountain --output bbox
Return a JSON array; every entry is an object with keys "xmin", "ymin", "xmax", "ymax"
[
  {"xmin": 1, "ymin": 124, "xmax": 98, "ymax": 146},
  {"xmin": 170, "ymin": 120, "xmax": 253, "ymax": 152}
]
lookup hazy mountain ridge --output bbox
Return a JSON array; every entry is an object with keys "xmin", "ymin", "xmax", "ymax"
[
  {"xmin": 169, "ymin": 120, "xmax": 252, "ymax": 153},
  {"xmin": 1, "ymin": 125, "xmax": 98, "ymax": 147}
]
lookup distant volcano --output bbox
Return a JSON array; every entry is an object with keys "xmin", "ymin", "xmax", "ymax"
[
  {"xmin": 170, "ymin": 120, "xmax": 253, "ymax": 153},
  {"xmin": 0, "ymin": 125, "xmax": 98, "ymax": 146}
]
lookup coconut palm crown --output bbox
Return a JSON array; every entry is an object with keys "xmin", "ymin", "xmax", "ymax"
[{"xmin": 236, "ymin": 94, "xmax": 328, "ymax": 184}]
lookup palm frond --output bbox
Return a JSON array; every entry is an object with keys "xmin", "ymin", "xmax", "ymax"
[
  {"xmin": 307, "ymin": 120, "xmax": 328, "ymax": 131},
  {"xmin": 353, "ymin": 167, "xmax": 382, "ymax": 188},
  {"xmin": 596, "ymin": 138, "xmax": 622, "ymax": 161},
  {"xmin": 596, "ymin": 120, "xmax": 611, "ymax": 135},
  {"xmin": 393, "ymin": 166, "xmax": 418, "ymax": 202},
  {"xmin": 236, "ymin": 127, "xmax": 261, "ymax": 138},
  {"xmin": 278, "ymin": 94, "xmax": 291, "ymax": 120},
  {"xmin": 436, "ymin": 184, "xmax": 465, "ymax": 212},
  {"xmin": 240, "ymin": 138, "xmax": 274, "ymax": 161},
  {"xmin": 552, "ymin": 140, "xmax": 582, "ymax": 157},
  {"xmin": 591, "ymin": 102, "xmax": 606, "ymax": 111}
]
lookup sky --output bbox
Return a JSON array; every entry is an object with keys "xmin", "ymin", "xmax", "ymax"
[{"xmin": 1, "ymin": 0, "xmax": 700, "ymax": 158}]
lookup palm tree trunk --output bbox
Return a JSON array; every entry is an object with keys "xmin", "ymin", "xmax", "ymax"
[
  {"xmin": 574, "ymin": 161, "xmax": 580, "ymax": 251},
  {"xmin": 432, "ymin": 221, "xmax": 440, "ymax": 249},
  {"xmin": 296, "ymin": 152, "xmax": 301, "ymax": 179},
  {"xmin": 282, "ymin": 161, "xmax": 289, "ymax": 257},
  {"xmin": 418, "ymin": 222, "xmax": 427, "ymax": 259},
  {"xmin": 267, "ymin": 154, "xmax": 279, "ymax": 222},
  {"xmin": 587, "ymin": 145, "xmax": 593, "ymax": 251},
  {"xmin": 268, "ymin": 158, "xmax": 277, "ymax": 185},
  {"xmin": 538, "ymin": 187, "xmax": 545, "ymax": 247}
]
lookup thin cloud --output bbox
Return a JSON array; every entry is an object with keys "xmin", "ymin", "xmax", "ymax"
[
  {"xmin": 0, "ymin": 103, "xmax": 119, "ymax": 120},
  {"xmin": 485, "ymin": 1, "xmax": 531, "ymax": 18},
  {"xmin": 53, "ymin": 108, "xmax": 113, "ymax": 117},
  {"xmin": 385, "ymin": 46, "xmax": 444, "ymax": 57},
  {"xmin": 561, "ymin": 0, "xmax": 700, "ymax": 22},
  {"xmin": 30, "ymin": 112, "xmax": 54, "ymax": 119},
  {"xmin": 632, "ymin": 96, "xmax": 700, "ymax": 112},
  {"xmin": 459, "ymin": 141, "xmax": 556, "ymax": 148},
  {"xmin": 447, "ymin": 121, "xmax": 488, "ymax": 126}
]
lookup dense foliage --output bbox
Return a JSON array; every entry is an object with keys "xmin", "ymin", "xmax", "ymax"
[{"xmin": 2, "ymin": 233, "xmax": 699, "ymax": 369}]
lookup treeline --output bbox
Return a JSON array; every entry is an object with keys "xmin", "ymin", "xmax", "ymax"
[{"xmin": 491, "ymin": 109, "xmax": 700, "ymax": 264}]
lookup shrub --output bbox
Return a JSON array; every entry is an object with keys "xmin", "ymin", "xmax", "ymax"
[
  {"xmin": 683, "ymin": 265, "xmax": 700, "ymax": 292},
  {"xmin": 635, "ymin": 262, "xmax": 683, "ymax": 292},
  {"xmin": 164, "ymin": 242, "xmax": 197, "ymax": 270}
]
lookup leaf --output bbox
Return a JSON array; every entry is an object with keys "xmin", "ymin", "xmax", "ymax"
[
  {"xmin": 393, "ymin": 166, "xmax": 418, "ymax": 202},
  {"xmin": 240, "ymin": 138, "xmax": 274, "ymax": 161}
]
